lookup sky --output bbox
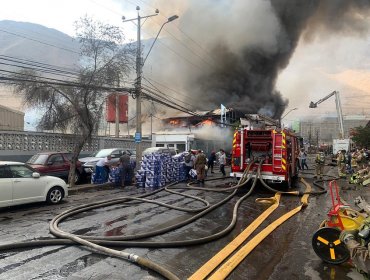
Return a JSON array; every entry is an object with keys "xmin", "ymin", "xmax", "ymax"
[{"xmin": 1, "ymin": 0, "xmax": 370, "ymax": 128}]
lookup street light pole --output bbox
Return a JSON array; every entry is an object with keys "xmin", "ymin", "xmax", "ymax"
[
  {"xmin": 122, "ymin": 7, "xmax": 159, "ymax": 169},
  {"xmin": 143, "ymin": 15, "xmax": 179, "ymax": 65},
  {"xmin": 122, "ymin": 7, "xmax": 179, "ymax": 169},
  {"xmin": 135, "ymin": 10, "xmax": 142, "ymax": 169},
  {"xmin": 280, "ymin": 107, "xmax": 298, "ymax": 128}
]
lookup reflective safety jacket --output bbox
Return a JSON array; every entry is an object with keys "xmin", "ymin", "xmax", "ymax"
[{"xmin": 315, "ymin": 154, "xmax": 325, "ymax": 164}]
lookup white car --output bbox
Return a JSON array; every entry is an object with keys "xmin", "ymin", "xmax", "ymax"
[{"xmin": 0, "ymin": 161, "xmax": 68, "ymax": 208}]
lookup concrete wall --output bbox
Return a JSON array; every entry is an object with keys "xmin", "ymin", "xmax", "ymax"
[{"xmin": 0, "ymin": 130, "xmax": 151, "ymax": 162}]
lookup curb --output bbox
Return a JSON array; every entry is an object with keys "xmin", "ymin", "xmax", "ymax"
[{"xmin": 68, "ymin": 182, "xmax": 116, "ymax": 194}]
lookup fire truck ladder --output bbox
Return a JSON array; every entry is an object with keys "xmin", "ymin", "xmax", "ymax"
[{"xmin": 272, "ymin": 131, "xmax": 284, "ymax": 173}]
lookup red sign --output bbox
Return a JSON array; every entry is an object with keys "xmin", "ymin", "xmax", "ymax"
[{"xmin": 106, "ymin": 93, "xmax": 128, "ymax": 123}]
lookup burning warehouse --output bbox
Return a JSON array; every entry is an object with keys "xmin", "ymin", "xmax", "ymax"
[{"xmin": 162, "ymin": 108, "xmax": 244, "ymax": 130}]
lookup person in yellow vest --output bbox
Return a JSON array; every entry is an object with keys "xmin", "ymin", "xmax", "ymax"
[
  {"xmin": 357, "ymin": 165, "xmax": 370, "ymax": 185},
  {"xmin": 314, "ymin": 152, "xmax": 325, "ymax": 179},
  {"xmin": 337, "ymin": 150, "xmax": 347, "ymax": 178}
]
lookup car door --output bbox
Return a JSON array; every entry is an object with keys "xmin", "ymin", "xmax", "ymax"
[
  {"xmin": 0, "ymin": 166, "xmax": 13, "ymax": 207},
  {"xmin": 47, "ymin": 154, "xmax": 68, "ymax": 178},
  {"xmin": 10, "ymin": 165, "xmax": 44, "ymax": 205}
]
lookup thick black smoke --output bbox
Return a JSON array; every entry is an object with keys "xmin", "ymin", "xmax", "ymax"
[{"xmin": 172, "ymin": 0, "xmax": 370, "ymax": 118}]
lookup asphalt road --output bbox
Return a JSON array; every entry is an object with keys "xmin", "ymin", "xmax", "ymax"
[{"xmin": 0, "ymin": 164, "xmax": 368, "ymax": 280}]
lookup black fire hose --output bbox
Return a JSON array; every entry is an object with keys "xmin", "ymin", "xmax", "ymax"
[
  {"xmin": 256, "ymin": 163, "xmax": 329, "ymax": 196},
  {"xmin": 0, "ymin": 162, "xmax": 260, "ymax": 279}
]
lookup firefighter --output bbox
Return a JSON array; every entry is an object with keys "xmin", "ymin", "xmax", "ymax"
[
  {"xmin": 358, "ymin": 165, "xmax": 370, "ymax": 185},
  {"xmin": 351, "ymin": 150, "xmax": 358, "ymax": 172},
  {"xmin": 337, "ymin": 149, "xmax": 347, "ymax": 178},
  {"xmin": 314, "ymin": 151, "xmax": 325, "ymax": 179},
  {"xmin": 194, "ymin": 150, "xmax": 207, "ymax": 184}
]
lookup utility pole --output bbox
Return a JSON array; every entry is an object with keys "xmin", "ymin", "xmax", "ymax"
[
  {"xmin": 135, "ymin": 10, "xmax": 142, "ymax": 167},
  {"xmin": 122, "ymin": 8, "xmax": 178, "ymax": 168},
  {"xmin": 115, "ymin": 93, "xmax": 119, "ymax": 137},
  {"xmin": 122, "ymin": 7, "xmax": 159, "ymax": 168},
  {"xmin": 115, "ymin": 76, "xmax": 120, "ymax": 137}
]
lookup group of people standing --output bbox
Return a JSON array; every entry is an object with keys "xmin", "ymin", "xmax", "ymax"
[
  {"xmin": 184, "ymin": 149, "xmax": 227, "ymax": 184},
  {"xmin": 94, "ymin": 152, "xmax": 133, "ymax": 187},
  {"xmin": 345, "ymin": 148, "xmax": 370, "ymax": 185}
]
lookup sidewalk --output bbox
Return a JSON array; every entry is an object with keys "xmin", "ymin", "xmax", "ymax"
[{"xmin": 68, "ymin": 182, "xmax": 116, "ymax": 195}]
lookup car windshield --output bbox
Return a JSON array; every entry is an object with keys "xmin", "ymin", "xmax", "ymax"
[
  {"xmin": 93, "ymin": 149, "xmax": 114, "ymax": 158},
  {"xmin": 128, "ymin": 150, "xmax": 136, "ymax": 156},
  {"xmin": 27, "ymin": 154, "xmax": 49, "ymax": 165}
]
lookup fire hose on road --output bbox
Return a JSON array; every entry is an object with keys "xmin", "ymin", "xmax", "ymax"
[{"xmin": 0, "ymin": 161, "xmax": 325, "ymax": 279}]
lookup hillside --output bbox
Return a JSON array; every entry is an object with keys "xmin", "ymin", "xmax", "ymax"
[
  {"xmin": 0, "ymin": 20, "xmax": 80, "ymax": 112},
  {"xmin": 0, "ymin": 20, "xmax": 79, "ymax": 67}
]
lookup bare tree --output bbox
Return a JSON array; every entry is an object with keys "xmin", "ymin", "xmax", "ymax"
[{"xmin": 11, "ymin": 16, "xmax": 134, "ymax": 187}]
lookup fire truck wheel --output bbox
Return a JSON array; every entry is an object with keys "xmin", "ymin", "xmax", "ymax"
[
  {"xmin": 286, "ymin": 171, "xmax": 292, "ymax": 189},
  {"xmin": 293, "ymin": 160, "xmax": 299, "ymax": 179},
  {"xmin": 312, "ymin": 227, "xmax": 350, "ymax": 265}
]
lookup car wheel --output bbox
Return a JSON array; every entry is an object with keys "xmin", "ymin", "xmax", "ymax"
[
  {"xmin": 74, "ymin": 170, "xmax": 81, "ymax": 184},
  {"xmin": 46, "ymin": 187, "xmax": 64, "ymax": 204}
]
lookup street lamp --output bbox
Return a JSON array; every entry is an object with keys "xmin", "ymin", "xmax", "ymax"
[
  {"xmin": 281, "ymin": 107, "xmax": 298, "ymax": 120},
  {"xmin": 122, "ymin": 8, "xmax": 179, "ymax": 169},
  {"xmin": 280, "ymin": 107, "xmax": 297, "ymax": 128},
  {"xmin": 143, "ymin": 15, "xmax": 179, "ymax": 64}
]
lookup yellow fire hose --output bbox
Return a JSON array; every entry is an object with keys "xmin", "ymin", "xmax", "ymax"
[{"xmin": 188, "ymin": 178, "xmax": 311, "ymax": 280}]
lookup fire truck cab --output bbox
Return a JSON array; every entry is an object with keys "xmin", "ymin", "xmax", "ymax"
[{"xmin": 230, "ymin": 114, "xmax": 300, "ymax": 188}]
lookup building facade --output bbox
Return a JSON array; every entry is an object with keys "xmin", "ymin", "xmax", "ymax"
[
  {"xmin": 299, "ymin": 115, "xmax": 368, "ymax": 145},
  {"xmin": 0, "ymin": 104, "xmax": 24, "ymax": 131}
]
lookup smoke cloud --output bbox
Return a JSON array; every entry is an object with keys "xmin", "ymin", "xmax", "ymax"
[{"xmin": 146, "ymin": 0, "xmax": 370, "ymax": 119}]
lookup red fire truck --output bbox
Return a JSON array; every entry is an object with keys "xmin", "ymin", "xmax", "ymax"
[{"xmin": 230, "ymin": 114, "xmax": 301, "ymax": 188}]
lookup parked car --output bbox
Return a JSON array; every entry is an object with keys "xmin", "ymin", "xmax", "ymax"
[
  {"xmin": 26, "ymin": 152, "xmax": 83, "ymax": 184},
  {"xmin": 0, "ymin": 161, "xmax": 68, "ymax": 208},
  {"xmin": 79, "ymin": 148, "xmax": 136, "ymax": 175}
]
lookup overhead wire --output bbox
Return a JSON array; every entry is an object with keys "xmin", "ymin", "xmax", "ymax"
[
  {"xmin": 0, "ymin": 62, "xmax": 78, "ymax": 80},
  {"xmin": 0, "ymin": 28, "xmax": 79, "ymax": 54},
  {"xmin": 142, "ymin": 77, "xmax": 197, "ymax": 109},
  {"xmin": 143, "ymin": 76, "xmax": 198, "ymax": 106},
  {"xmin": 142, "ymin": 86, "xmax": 200, "ymax": 116},
  {"xmin": 0, "ymin": 55, "xmax": 80, "ymax": 75},
  {"xmin": 136, "ymin": 0, "xmax": 218, "ymax": 65}
]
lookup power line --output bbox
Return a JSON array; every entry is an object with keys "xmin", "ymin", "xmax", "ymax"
[
  {"xmin": 85, "ymin": 0, "xmax": 208, "ymax": 71},
  {"xmin": 0, "ymin": 55, "xmax": 137, "ymax": 86},
  {"xmin": 143, "ymin": 76, "xmax": 197, "ymax": 106},
  {"xmin": 145, "ymin": 18, "xmax": 216, "ymax": 68},
  {"xmin": 0, "ymin": 61, "xmax": 78, "ymax": 80},
  {"xmin": 0, "ymin": 55, "xmax": 80, "ymax": 75},
  {"xmin": 0, "ymin": 28, "xmax": 79, "ymax": 54},
  {"xmin": 142, "ymin": 79, "xmax": 196, "ymax": 109},
  {"xmin": 0, "ymin": 74, "xmax": 133, "ymax": 92},
  {"xmin": 136, "ymin": 0, "xmax": 218, "ymax": 64},
  {"xmin": 142, "ymin": 85, "xmax": 196, "ymax": 113}
]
